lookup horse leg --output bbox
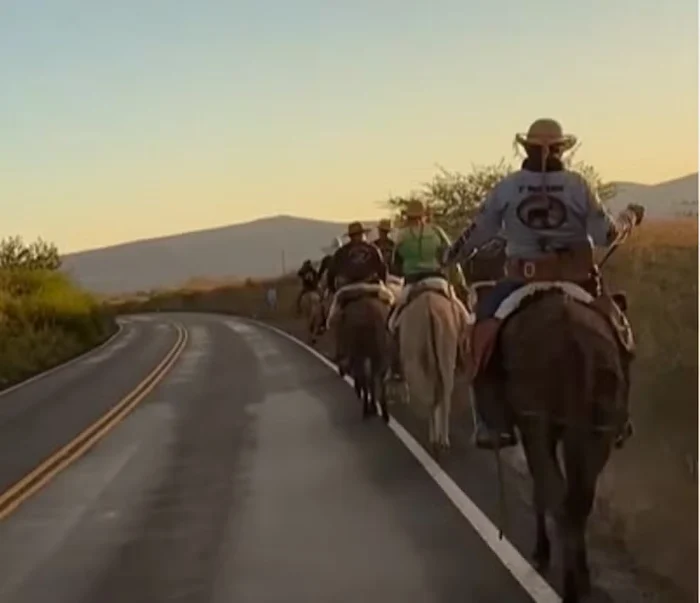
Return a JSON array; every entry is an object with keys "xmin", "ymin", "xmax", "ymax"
[
  {"xmin": 519, "ymin": 422, "xmax": 558, "ymax": 571},
  {"xmin": 375, "ymin": 360, "xmax": 390, "ymax": 423},
  {"xmin": 354, "ymin": 358, "xmax": 372, "ymax": 419},
  {"xmin": 519, "ymin": 420, "xmax": 566, "ymax": 578},
  {"xmin": 562, "ymin": 430, "xmax": 614, "ymax": 599},
  {"xmin": 427, "ymin": 409, "xmax": 437, "ymax": 455},
  {"xmin": 438, "ymin": 367, "xmax": 454, "ymax": 450},
  {"xmin": 429, "ymin": 405, "xmax": 443, "ymax": 459}
]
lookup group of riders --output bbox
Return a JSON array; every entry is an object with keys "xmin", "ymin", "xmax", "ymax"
[{"xmin": 295, "ymin": 118, "xmax": 644, "ymax": 452}]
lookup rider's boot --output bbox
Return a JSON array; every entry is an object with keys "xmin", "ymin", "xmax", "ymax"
[{"xmin": 472, "ymin": 372, "xmax": 518, "ymax": 450}]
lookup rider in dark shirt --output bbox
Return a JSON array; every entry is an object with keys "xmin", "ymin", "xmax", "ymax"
[
  {"xmin": 327, "ymin": 223, "xmax": 388, "ymax": 292},
  {"xmin": 372, "ymin": 218, "xmax": 396, "ymax": 273},
  {"xmin": 317, "ymin": 238, "xmax": 341, "ymax": 292},
  {"xmin": 295, "ymin": 259, "xmax": 319, "ymax": 314},
  {"xmin": 326, "ymin": 222, "xmax": 388, "ymax": 371}
]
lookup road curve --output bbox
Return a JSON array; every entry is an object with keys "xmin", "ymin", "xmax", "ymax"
[{"xmin": 0, "ymin": 313, "xmax": 668, "ymax": 603}]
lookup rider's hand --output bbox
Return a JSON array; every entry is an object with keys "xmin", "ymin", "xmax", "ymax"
[{"xmin": 625, "ymin": 203, "xmax": 645, "ymax": 226}]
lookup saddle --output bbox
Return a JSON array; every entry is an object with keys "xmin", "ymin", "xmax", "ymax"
[
  {"xmin": 336, "ymin": 281, "xmax": 395, "ymax": 308},
  {"xmin": 470, "ymin": 281, "xmax": 635, "ymax": 381},
  {"xmin": 406, "ymin": 275, "xmax": 453, "ymax": 305}
]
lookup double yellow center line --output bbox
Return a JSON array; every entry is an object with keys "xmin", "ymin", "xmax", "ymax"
[{"xmin": 0, "ymin": 322, "xmax": 189, "ymax": 521}]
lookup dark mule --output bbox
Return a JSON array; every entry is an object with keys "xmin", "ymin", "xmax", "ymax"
[
  {"xmin": 339, "ymin": 295, "xmax": 391, "ymax": 421},
  {"xmin": 499, "ymin": 290, "xmax": 629, "ymax": 603}
]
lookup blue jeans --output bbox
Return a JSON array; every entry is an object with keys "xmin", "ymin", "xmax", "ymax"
[{"xmin": 475, "ymin": 279, "xmax": 524, "ymax": 321}]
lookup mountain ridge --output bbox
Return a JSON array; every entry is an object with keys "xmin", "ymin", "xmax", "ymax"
[{"xmin": 61, "ymin": 172, "xmax": 697, "ymax": 294}]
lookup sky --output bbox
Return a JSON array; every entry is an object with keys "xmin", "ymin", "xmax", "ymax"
[{"xmin": 1, "ymin": 0, "xmax": 697, "ymax": 253}]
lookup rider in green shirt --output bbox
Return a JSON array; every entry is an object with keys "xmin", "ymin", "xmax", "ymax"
[
  {"xmin": 394, "ymin": 203, "xmax": 450, "ymax": 280},
  {"xmin": 387, "ymin": 199, "xmax": 468, "ymax": 379}
]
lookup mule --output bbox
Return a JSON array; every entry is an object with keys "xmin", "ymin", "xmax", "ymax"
[
  {"xmin": 339, "ymin": 295, "xmax": 392, "ymax": 421},
  {"xmin": 392, "ymin": 279, "xmax": 472, "ymax": 458},
  {"xmin": 299, "ymin": 289, "xmax": 324, "ymax": 345},
  {"xmin": 494, "ymin": 287, "xmax": 631, "ymax": 603}
]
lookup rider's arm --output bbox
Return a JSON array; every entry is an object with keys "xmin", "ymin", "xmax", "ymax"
[
  {"xmin": 317, "ymin": 256, "xmax": 329, "ymax": 280},
  {"xmin": 430, "ymin": 223, "xmax": 453, "ymax": 262},
  {"xmin": 444, "ymin": 185, "xmax": 505, "ymax": 264},
  {"xmin": 374, "ymin": 245, "xmax": 388, "ymax": 283},
  {"xmin": 326, "ymin": 253, "xmax": 338, "ymax": 292},
  {"xmin": 391, "ymin": 246, "xmax": 405, "ymax": 277},
  {"xmin": 582, "ymin": 178, "xmax": 639, "ymax": 246}
]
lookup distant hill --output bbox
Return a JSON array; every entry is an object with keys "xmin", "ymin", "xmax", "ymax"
[
  {"xmin": 62, "ymin": 216, "xmax": 372, "ymax": 295},
  {"xmin": 607, "ymin": 172, "xmax": 697, "ymax": 218},
  {"xmin": 62, "ymin": 173, "xmax": 697, "ymax": 295}
]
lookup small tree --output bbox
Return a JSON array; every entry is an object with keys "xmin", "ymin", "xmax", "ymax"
[{"xmin": 0, "ymin": 236, "xmax": 62, "ymax": 271}]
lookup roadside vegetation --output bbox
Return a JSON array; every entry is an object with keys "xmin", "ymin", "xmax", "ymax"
[
  {"xmin": 0, "ymin": 236, "xmax": 117, "ymax": 389},
  {"xmin": 108, "ymin": 159, "xmax": 698, "ymax": 599}
]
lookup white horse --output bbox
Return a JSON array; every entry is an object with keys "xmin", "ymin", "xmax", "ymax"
[{"xmin": 391, "ymin": 278, "xmax": 474, "ymax": 457}]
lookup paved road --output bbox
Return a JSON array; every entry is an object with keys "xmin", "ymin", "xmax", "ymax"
[{"xmin": 0, "ymin": 313, "xmax": 672, "ymax": 603}]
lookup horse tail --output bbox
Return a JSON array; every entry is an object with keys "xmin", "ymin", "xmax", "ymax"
[
  {"xmin": 543, "ymin": 301, "xmax": 596, "ymax": 512},
  {"xmin": 427, "ymin": 298, "xmax": 445, "ymax": 408}
]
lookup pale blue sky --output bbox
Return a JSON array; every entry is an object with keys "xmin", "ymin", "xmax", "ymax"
[{"xmin": 1, "ymin": 0, "xmax": 697, "ymax": 252}]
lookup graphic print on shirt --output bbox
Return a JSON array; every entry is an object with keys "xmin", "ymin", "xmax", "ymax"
[{"xmin": 516, "ymin": 184, "xmax": 568, "ymax": 230}]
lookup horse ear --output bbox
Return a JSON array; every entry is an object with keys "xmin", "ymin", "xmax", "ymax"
[{"xmin": 611, "ymin": 291, "xmax": 628, "ymax": 313}]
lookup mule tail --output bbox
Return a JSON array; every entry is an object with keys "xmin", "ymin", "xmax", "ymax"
[
  {"xmin": 539, "ymin": 307, "xmax": 596, "ymax": 517},
  {"xmin": 427, "ymin": 301, "xmax": 445, "ymax": 410}
]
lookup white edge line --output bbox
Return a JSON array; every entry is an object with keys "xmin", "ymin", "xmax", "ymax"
[
  {"xmin": 244, "ymin": 317, "xmax": 561, "ymax": 603},
  {"xmin": 0, "ymin": 321, "xmax": 126, "ymax": 399}
]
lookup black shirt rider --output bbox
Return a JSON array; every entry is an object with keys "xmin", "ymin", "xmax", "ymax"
[
  {"xmin": 327, "ymin": 240, "xmax": 387, "ymax": 293},
  {"xmin": 297, "ymin": 260, "xmax": 318, "ymax": 292}
]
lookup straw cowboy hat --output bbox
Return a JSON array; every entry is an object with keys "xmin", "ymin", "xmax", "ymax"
[
  {"xmin": 377, "ymin": 218, "xmax": 392, "ymax": 232},
  {"xmin": 347, "ymin": 221, "xmax": 371, "ymax": 237},
  {"xmin": 515, "ymin": 118, "xmax": 577, "ymax": 152},
  {"xmin": 403, "ymin": 199, "xmax": 427, "ymax": 219}
]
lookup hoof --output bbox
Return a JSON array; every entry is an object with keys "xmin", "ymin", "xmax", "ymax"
[
  {"xmin": 579, "ymin": 569, "xmax": 591, "ymax": 596},
  {"xmin": 532, "ymin": 551, "xmax": 550, "ymax": 573},
  {"xmin": 614, "ymin": 421, "xmax": 634, "ymax": 449},
  {"xmin": 474, "ymin": 429, "xmax": 518, "ymax": 450}
]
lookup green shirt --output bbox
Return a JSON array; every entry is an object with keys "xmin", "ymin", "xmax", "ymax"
[{"xmin": 394, "ymin": 223, "xmax": 451, "ymax": 276}]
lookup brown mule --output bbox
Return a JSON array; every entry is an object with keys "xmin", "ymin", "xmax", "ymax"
[
  {"xmin": 338, "ymin": 295, "xmax": 391, "ymax": 421},
  {"xmin": 499, "ymin": 289, "xmax": 629, "ymax": 603}
]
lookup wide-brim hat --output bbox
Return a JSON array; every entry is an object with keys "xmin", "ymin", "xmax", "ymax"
[
  {"xmin": 515, "ymin": 118, "xmax": 577, "ymax": 151},
  {"xmin": 403, "ymin": 199, "xmax": 426, "ymax": 219},
  {"xmin": 347, "ymin": 221, "xmax": 371, "ymax": 236},
  {"xmin": 377, "ymin": 218, "xmax": 392, "ymax": 232}
]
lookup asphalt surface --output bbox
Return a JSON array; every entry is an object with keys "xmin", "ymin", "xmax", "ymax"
[{"xmin": 0, "ymin": 313, "xmax": 677, "ymax": 603}]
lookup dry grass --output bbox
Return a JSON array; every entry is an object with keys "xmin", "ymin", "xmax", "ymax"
[
  {"xmin": 108, "ymin": 218, "xmax": 698, "ymax": 597},
  {"xmin": 593, "ymin": 219, "xmax": 697, "ymax": 595}
]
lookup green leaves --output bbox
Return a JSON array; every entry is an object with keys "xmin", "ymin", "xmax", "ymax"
[{"xmin": 0, "ymin": 236, "xmax": 61, "ymax": 271}]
